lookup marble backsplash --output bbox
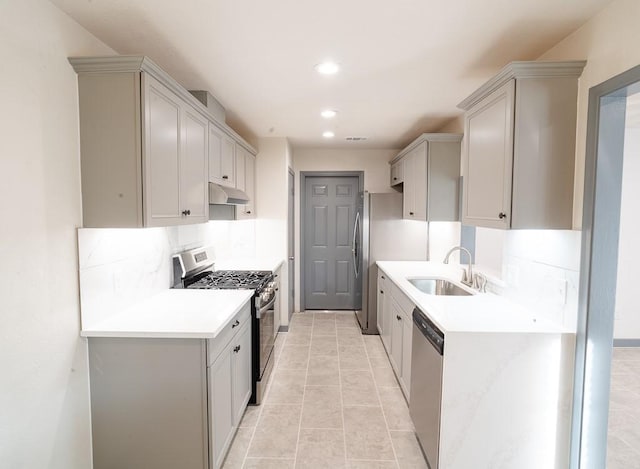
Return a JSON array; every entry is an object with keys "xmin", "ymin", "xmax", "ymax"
[
  {"xmin": 475, "ymin": 228, "xmax": 581, "ymax": 331},
  {"xmin": 78, "ymin": 220, "xmax": 256, "ymax": 329}
]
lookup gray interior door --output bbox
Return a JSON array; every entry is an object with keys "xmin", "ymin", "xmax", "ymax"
[
  {"xmin": 288, "ymin": 169, "xmax": 295, "ymax": 320},
  {"xmin": 304, "ymin": 176, "xmax": 359, "ymax": 310}
]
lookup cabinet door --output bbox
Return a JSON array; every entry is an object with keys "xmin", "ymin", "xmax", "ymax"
[
  {"xmin": 209, "ymin": 347, "xmax": 234, "ymax": 469},
  {"xmin": 462, "ymin": 80, "xmax": 515, "ymax": 228},
  {"xmin": 232, "ymin": 321, "xmax": 252, "ymax": 426},
  {"xmin": 402, "ymin": 152, "xmax": 415, "ymax": 219},
  {"xmin": 220, "ymin": 135, "xmax": 236, "ymax": 187},
  {"xmin": 143, "ymin": 74, "xmax": 182, "ymax": 226},
  {"xmin": 376, "ymin": 273, "xmax": 386, "ymax": 337},
  {"xmin": 381, "ymin": 279, "xmax": 392, "ymax": 352},
  {"xmin": 390, "ymin": 160, "xmax": 404, "ymax": 186},
  {"xmin": 389, "ymin": 299, "xmax": 404, "ymax": 375},
  {"xmin": 401, "ymin": 313, "xmax": 412, "ymax": 399},
  {"xmin": 209, "ymin": 125, "xmax": 223, "ymax": 184},
  {"xmin": 235, "ymin": 146, "xmax": 246, "ymax": 191},
  {"xmin": 242, "ymin": 153, "xmax": 256, "ymax": 218},
  {"xmin": 181, "ymin": 107, "xmax": 208, "ymax": 223},
  {"xmin": 413, "ymin": 143, "xmax": 427, "ymax": 221}
]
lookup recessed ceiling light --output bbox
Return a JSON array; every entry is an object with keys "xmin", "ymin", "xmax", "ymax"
[
  {"xmin": 321, "ymin": 109, "xmax": 338, "ymax": 119},
  {"xmin": 315, "ymin": 61, "xmax": 340, "ymax": 75},
  {"xmin": 322, "ymin": 131, "xmax": 335, "ymax": 138}
]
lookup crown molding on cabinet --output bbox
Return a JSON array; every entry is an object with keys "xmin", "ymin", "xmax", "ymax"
[
  {"xmin": 391, "ymin": 133, "xmax": 462, "ymax": 164},
  {"xmin": 68, "ymin": 55, "xmax": 256, "ymax": 156},
  {"xmin": 457, "ymin": 60, "xmax": 587, "ymax": 111}
]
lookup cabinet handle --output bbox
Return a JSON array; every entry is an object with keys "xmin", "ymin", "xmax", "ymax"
[
  {"xmin": 381, "ymin": 275, "xmax": 385, "ymax": 279},
  {"xmin": 233, "ymin": 345, "xmax": 241, "ymax": 353},
  {"xmin": 231, "ymin": 320, "xmax": 240, "ymax": 328},
  {"xmin": 380, "ymin": 290, "xmax": 384, "ymax": 294},
  {"xmin": 499, "ymin": 212, "xmax": 507, "ymax": 219},
  {"xmin": 222, "ymin": 175, "xmax": 229, "ymax": 180},
  {"xmin": 393, "ymin": 177, "xmax": 398, "ymax": 180},
  {"xmin": 182, "ymin": 209, "xmax": 191, "ymax": 216},
  {"xmin": 396, "ymin": 315, "xmax": 402, "ymax": 321},
  {"xmin": 409, "ymin": 212, "xmax": 414, "ymax": 216}
]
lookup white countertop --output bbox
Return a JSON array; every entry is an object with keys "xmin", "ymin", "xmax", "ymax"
[
  {"xmin": 81, "ymin": 289, "xmax": 254, "ymax": 339},
  {"xmin": 377, "ymin": 261, "xmax": 571, "ymax": 334},
  {"xmin": 214, "ymin": 258, "xmax": 284, "ymax": 272}
]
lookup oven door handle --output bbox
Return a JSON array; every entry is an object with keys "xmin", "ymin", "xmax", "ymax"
[{"xmin": 256, "ymin": 294, "xmax": 277, "ymax": 318}]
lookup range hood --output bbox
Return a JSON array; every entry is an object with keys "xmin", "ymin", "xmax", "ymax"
[{"xmin": 208, "ymin": 183, "xmax": 250, "ymax": 205}]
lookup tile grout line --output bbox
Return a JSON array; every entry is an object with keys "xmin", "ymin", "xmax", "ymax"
[
  {"xmin": 364, "ymin": 334, "xmax": 401, "ymax": 469},
  {"xmin": 292, "ymin": 312, "xmax": 313, "ymax": 468},
  {"xmin": 337, "ymin": 314, "xmax": 349, "ymax": 468}
]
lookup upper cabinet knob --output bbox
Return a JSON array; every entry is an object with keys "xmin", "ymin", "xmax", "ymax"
[
  {"xmin": 222, "ymin": 175, "xmax": 228, "ymax": 179},
  {"xmin": 499, "ymin": 212, "xmax": 507, "ymax": 219}
]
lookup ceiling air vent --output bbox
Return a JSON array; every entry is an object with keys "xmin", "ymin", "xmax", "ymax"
[{"xmin": 345, "ymin": 136, "xmax": 368, "ymax": 142}]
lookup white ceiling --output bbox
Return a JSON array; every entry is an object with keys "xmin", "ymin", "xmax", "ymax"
[{"xmin": 51, "ymin": 0, "xmax": 611, "ymax": 149}]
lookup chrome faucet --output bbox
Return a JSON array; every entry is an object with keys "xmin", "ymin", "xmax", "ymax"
[{"xmin": 443, "ymin": 246, "xmax": 474, "ymax": 287}]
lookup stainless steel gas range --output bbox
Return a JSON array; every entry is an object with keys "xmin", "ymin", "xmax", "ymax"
[{"xmin": 172, "ymin": 246, "xmax": 278, "ymax": 405}]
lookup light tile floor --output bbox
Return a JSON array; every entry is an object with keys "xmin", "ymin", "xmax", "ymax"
[
  {"xmin": 608, "ymin": 347, "xmax": 640, "ymax": 468},
  {"xmin": 223, "ymin": 311, "xmax": 428, "ymax": 469}
]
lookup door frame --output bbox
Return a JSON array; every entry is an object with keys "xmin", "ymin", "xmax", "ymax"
[
  {"xmin": 300, "ymin": 171, "xmax": 364, "ymax": 311},
  {"xmin": 571, "ymin": 64, "xmax": 640, "ymax": 468},
  {"xmin": 287, "ymin": 167, "xmax": 295, "ymax": 322}
]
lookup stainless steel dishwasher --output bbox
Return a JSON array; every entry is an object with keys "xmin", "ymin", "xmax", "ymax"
[{"xmin": 409, "ymin": 307, "xmax": 444, "ymax": 469}]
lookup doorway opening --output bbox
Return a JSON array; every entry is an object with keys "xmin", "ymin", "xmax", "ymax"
[
  {"xmin": 572, "ymin": 64, "xmax": 640, "ymax": 468},
  {"xmin": 300, "ymin": 171, "xmax": 364, "ymax": 311}
]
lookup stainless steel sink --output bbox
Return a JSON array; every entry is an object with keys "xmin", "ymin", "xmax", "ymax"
[{"xmin": 408, "ymin": 278, "xmax": 473, "ymax": 296}]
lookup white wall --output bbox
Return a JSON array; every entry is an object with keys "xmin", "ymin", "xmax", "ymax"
[
  {"xmin": 0, "ymin": 1, "xmax": 114, "ymax": 467},
  {"xmin": 614, "ymin": 97, "xmax": 640, "ymax": 339},
  {"xmin": 255, "ymin": 137, "xmax": 292, "ymax": 326},
  {"xmin": 292, "ymin": 147, "xmax": 397, "ymax": 311}
]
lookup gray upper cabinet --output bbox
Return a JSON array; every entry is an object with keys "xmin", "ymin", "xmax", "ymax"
[
  {"xmin": 390, "ymin": 159, "xmax": 404, "ymax": 186},
  {"xmin": 458, "ymin": 61, "xmax": 586, "ymax": 229},
  {"xmin": 235, "ymin": 146, "xmax": 256, "ymax": 219},
  {"xmin": 209, "ymin": 125, "xmax": 236, "ymax": 188},
  {"xmin": 390, "ymin": 133, "xmax": 462, "ymax": 222},
  {"xmin": 71, "ymin": 56, "xmax": 210, "ymax": 227},
  {"xmin": 70, "ymin": 56, "xmax": 256, "ymax": 228}
]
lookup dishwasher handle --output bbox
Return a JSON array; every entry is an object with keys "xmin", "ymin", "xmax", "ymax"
[{"xmin": 412, "ymin": 308, "xmax": 444, "ymax": 356}]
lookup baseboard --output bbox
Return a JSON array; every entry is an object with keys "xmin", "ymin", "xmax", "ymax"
[{"xmin": 613, "ymin": 339, "xmax": 640, "ymax": 347}]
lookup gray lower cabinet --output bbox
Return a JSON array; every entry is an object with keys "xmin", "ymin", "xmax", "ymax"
[
  {"xmin": 378, "ymin": 272, "xmax": 414, "ymax": 401},
  {"xmin": 88, "ymin": 303, "xmax": 251, "ymax": 469}
]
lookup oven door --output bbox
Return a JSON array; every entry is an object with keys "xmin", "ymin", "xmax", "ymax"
[{"xmin": 257, "ymin": 292, "xmax": 277, "ymax": 381}]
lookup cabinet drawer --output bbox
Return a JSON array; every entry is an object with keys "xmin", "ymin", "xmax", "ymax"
[
  {"xmin": 390, "ymin": 283, "xmax": 414, "ymax": 318},
  {"xmin": 208, "ymin": 301, "xmax": 251, "ymax": 366}
]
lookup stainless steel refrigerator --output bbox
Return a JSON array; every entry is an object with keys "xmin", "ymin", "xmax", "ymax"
[{"xmin": 355, "ymin": 192, "xmax": 428, "ymax": 334}]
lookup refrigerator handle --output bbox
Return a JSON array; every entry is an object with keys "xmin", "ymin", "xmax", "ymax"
[{"xmin": 352, "ymin": 211, "xmax": 360, "ymax": 278}]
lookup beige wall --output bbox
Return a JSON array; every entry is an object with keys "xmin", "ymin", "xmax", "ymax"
[
  {"xmin": 539, "ymin": 0, "xmax": 640, "ymax": 228},
  {"xmin": 0, "ymin": 0, "xmax": 114, "ymax": 467},
  {"xmin": 292, "ymin": 147, "xmax": 398, "ymax": 311}
]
